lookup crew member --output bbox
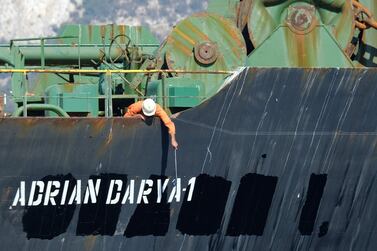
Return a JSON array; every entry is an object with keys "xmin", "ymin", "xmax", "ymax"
[{"xmin": 124, "ymin": 98, "xmax": 178, "ymax": 149}]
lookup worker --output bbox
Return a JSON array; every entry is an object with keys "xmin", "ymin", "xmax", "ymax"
[{"xmin": 124, "ymin": 98, "xmax": 178, "ymax": 149}]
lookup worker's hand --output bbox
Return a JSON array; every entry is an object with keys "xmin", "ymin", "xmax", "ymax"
[
  {"xmin": 170, "ymin": 134, "xmax": 178, "ymax": 150},
  {"xmin": 171, "ymin": 139, "xmax": 178, "ymax": 150}
]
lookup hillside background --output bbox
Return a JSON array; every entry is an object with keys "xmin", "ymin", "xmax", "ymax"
[{"xmin": 0, "ymin": 0, "xmax": 208, "ymax": 41}]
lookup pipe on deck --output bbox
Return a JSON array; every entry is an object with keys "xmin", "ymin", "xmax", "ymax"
[{"xmin": 12, "ymin": 104, "xmax": 70, "ymax": 117}]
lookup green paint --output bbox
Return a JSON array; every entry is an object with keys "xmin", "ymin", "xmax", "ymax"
[
  {"xmin": 45, "ymin": 84, "xmax": 99, "ymax": 117},
  {"xmin": 158, "ymin": 13, "xmax": 246, "ymax": 98},
  {"xmin": 247, "ymin": 25, "xmax": 354, "ymax": 67}
]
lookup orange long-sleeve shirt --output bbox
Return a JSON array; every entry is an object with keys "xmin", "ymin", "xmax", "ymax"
[{"xmin": 124, "ymin": 101, "xmax": 176, "ymax": 135}]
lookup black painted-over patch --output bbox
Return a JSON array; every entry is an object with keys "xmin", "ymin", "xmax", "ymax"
[
  {"xmin": 299, "ymin": 174, "xmax": 327, "ymax": 235},
  {"xmin": 226, "ymin": 173, "xmax": 278, "ymax": 236},
  {"xmin": 176, "ymin": 174, "xmax": 231, "ymax": 235},
  {"xmin": 124, "ymin": 175, "xmax": 170, "ymax": 237},
  {"xmin": 22, "ymin": 174, "xmax": 76, "ymax": 240},
  {"xmin": 76, "ymin": 173, "xmax": 127, "ymax": 236}
]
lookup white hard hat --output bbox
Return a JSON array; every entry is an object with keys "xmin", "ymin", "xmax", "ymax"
[{"xmin": 142, "ymin": 98, "xmax": 156, "ymax": 116}]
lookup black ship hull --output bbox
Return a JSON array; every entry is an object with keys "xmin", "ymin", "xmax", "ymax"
[{"xmin": 1, "ymin": 68, "xmax": 377, "ymax": 250}]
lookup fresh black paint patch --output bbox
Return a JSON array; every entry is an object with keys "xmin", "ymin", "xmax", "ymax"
[
  {"xmin": 76, "ymin": 173, "xmax": 127, "ymax": 236},
  {"xmin": 176, "ymin": 174, "xmax": 231, "ymax": 235},
  {"xmin": 299, "ymin": 174, "xmax": 327, "ymax": 235},
  {"xmin": 22, "ymin": 174, "xmax": 76, "ymax": 239},
  {"xmin": 124, "ymin": 175, "xmax": 170, "ymax": 237},
  {"xmin": 226, "ymin": 173, "xmax": 278, "ymax": 236}
]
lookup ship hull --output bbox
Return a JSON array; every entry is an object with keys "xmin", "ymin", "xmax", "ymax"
[{"xmin": 1, "ymin": 68, "xmax": 377, "ymax": 250}]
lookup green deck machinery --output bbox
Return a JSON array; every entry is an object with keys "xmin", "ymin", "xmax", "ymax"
[
  {"xmin": 0, "ymin": 0, "xmax": 376, "ymax": 117},
  {"xmin": 1, "ymin": 24, "xmax": 160, "ymax": 117}
]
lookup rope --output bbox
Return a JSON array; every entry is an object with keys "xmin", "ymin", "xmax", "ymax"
[
  {"xmin": 178, "ymin": 234, "xmax": 186, "ymax": 251},
  {"xmin": 174, "ymin": 149, "xmax": 178, "ymax": 186},
  {"xmin": 0, "ymin": 68, "xmax": 234, "ymax": 74}
]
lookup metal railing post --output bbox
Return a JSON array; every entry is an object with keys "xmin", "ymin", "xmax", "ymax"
[
  {"xmin": 162, "ymin": 73, "xmax": 167, "ymax": 110},
  {"xmin": 22, "ymin": 72, "xmax": 27, "ymax": 117},
  {"xmin": 41, "ymin": 38, "xmax": 45, "ymax": 69},
  {"xmin": 105, "ymin": 71, "xmax": 113, "ymax": 117},
  {"xmin": 78, "ymin": 24, "xmax": 82, "ymax": 83}
]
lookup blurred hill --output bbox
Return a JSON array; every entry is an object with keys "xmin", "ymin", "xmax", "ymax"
[{"xmin": 0, "ymin": 0, "xmax": 208, "ymax": 42}]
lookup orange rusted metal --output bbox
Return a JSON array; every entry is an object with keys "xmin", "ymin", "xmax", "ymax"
[
  {"xmin": 353, "ymin": 0, "xmax": 377, "ymax": 30},
  {"xmin": 236, "ymin": 0, "xmax": 252, "ymax": 30},
  {"xmin": 355, "ymin": 20, "xmax": 368, "ymax": 30},
  {"xmin": 0, "ymin": 95, "xmax": 3, "ymax": 117},
  {"xmin": 365, "ymin": 16, "xmax": 377, "ymax": 29}
]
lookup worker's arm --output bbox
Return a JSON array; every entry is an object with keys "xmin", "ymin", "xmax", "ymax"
[
  {"xmin": 124, "ymin": 101, "xmax": 144, "ymax": 119},
  {"xmin": 156, "ymin": 105, "xmax": 178, "ymax": 149}
]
